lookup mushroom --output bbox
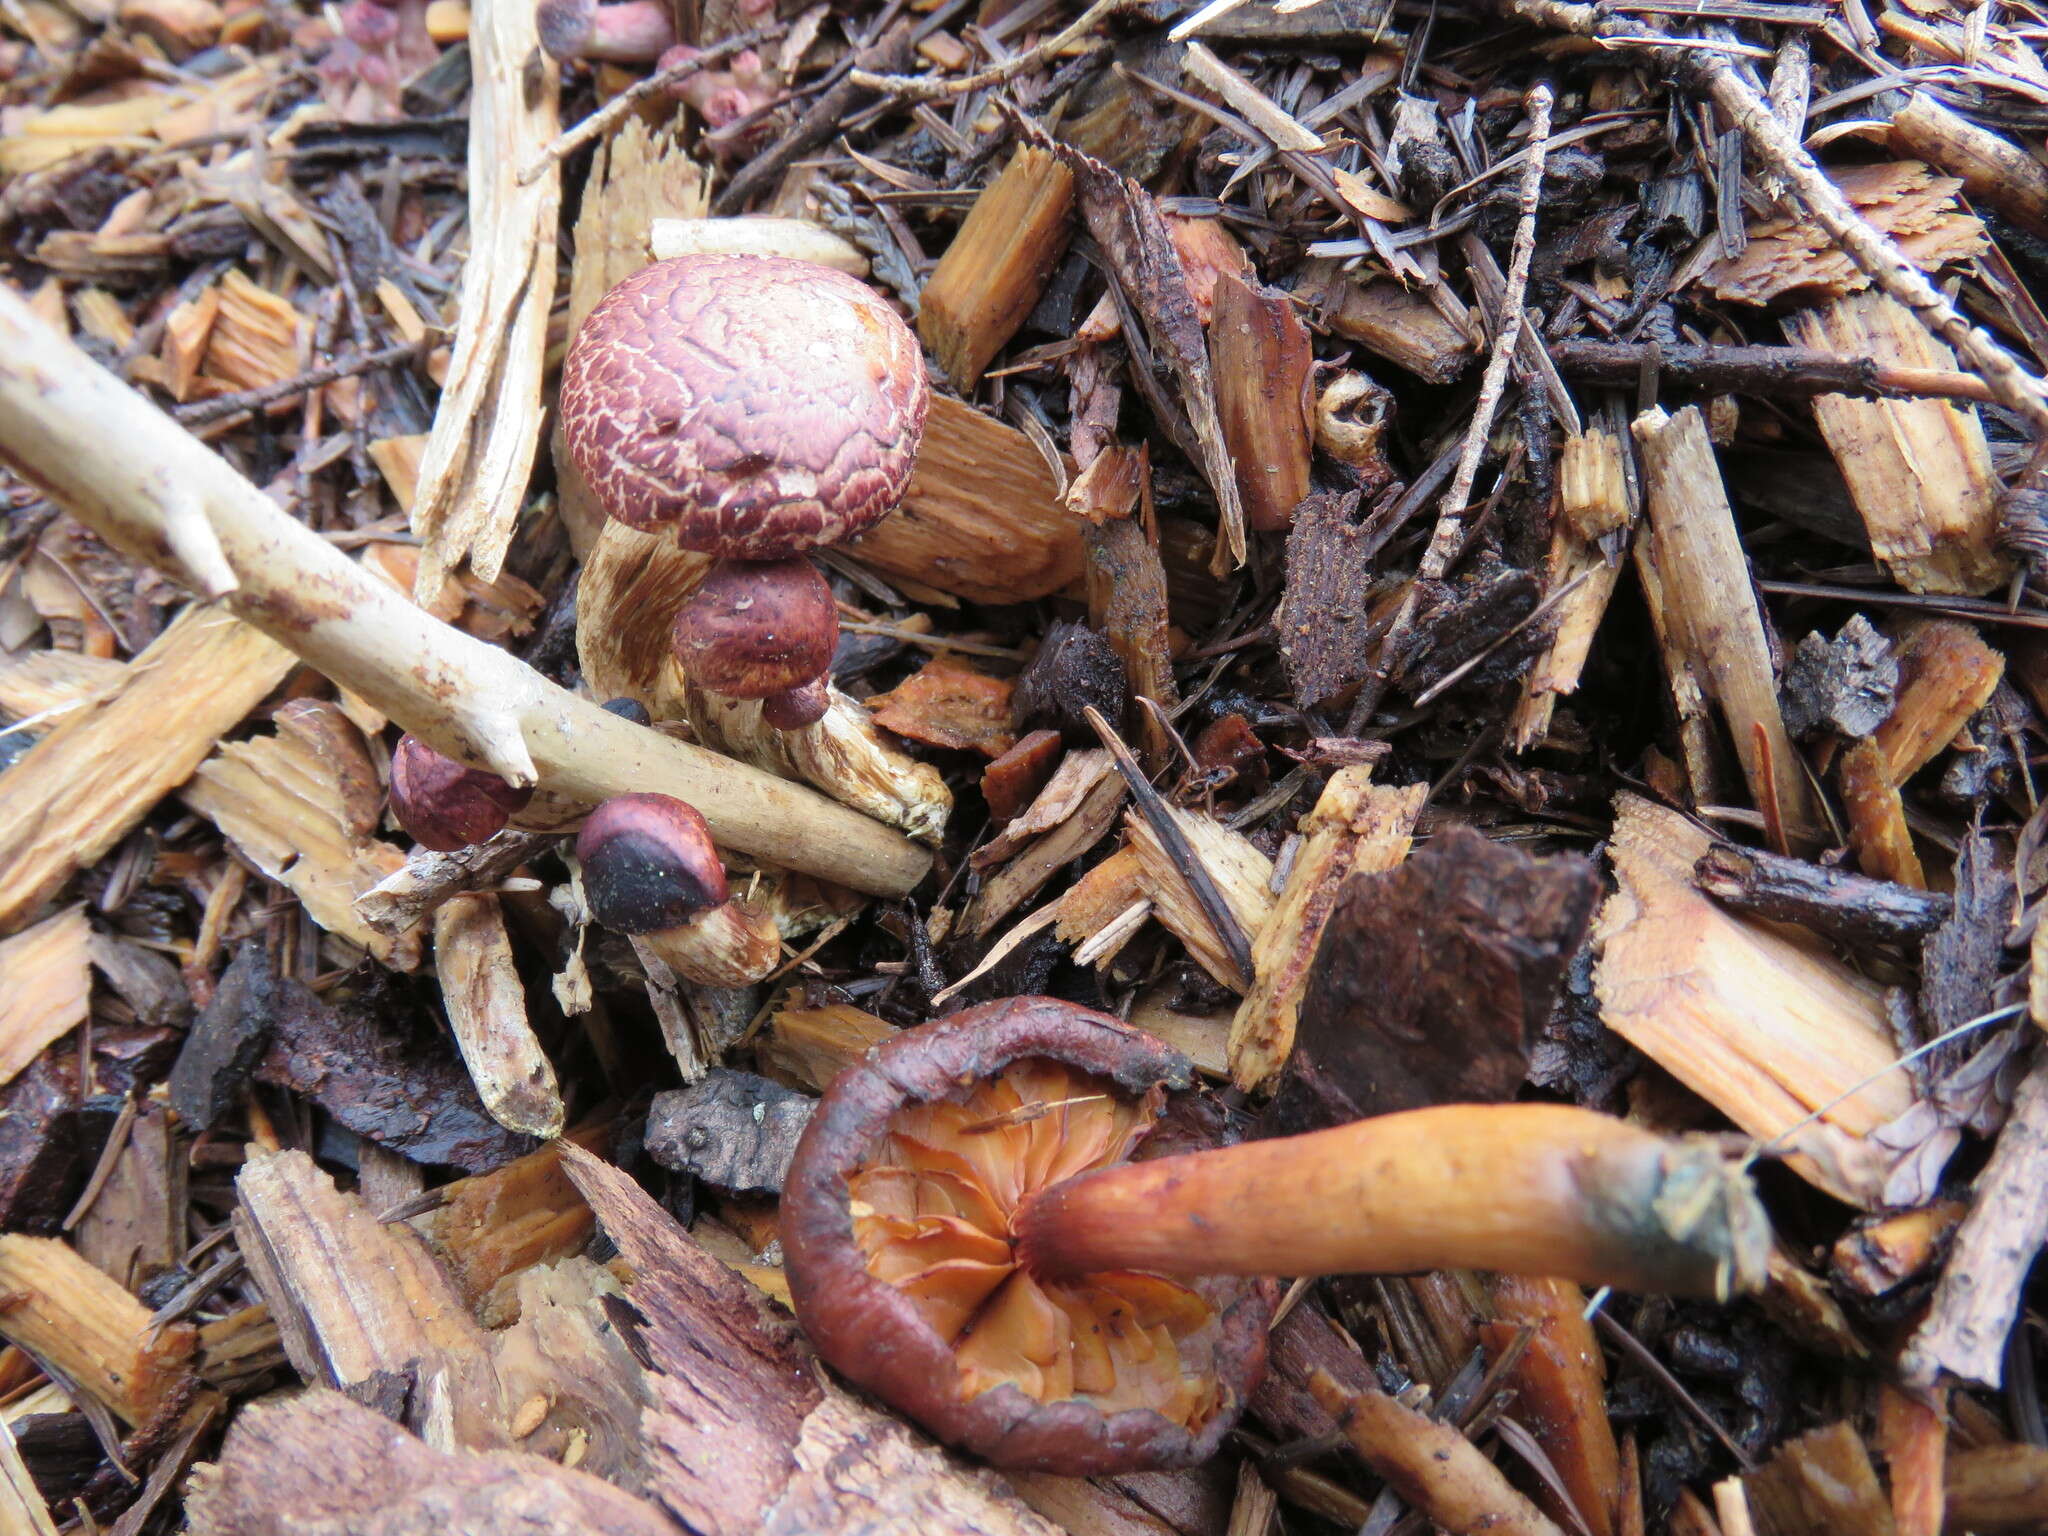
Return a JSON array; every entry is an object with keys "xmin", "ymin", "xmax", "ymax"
[
  {"xmin": 558, "ymin": 255, "xmax": 929, "ymax": 729},
  {"xmin": 388, "ymin": 732, "xmax": 534, "ymax": 851},
  {"xmin": 574, "ymin": 792, "xmax": 780, "ymax": 987},
  {"xmin": 782, "ymin": 997, "xmax": 1772, "ymax": 1475},
  {"xmin": 536, "ymin": 0, "xmax": 676, "ymax": 62}
]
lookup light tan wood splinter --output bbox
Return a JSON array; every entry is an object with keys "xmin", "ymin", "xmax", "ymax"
[{"xmin": 1015, "ymin": 1103, "xmax": 1771, "ymax": 1301}]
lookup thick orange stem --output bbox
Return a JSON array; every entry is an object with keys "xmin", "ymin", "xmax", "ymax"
[{"xmin": 1013, "ymin": 1103, "xmax": 1768, "ymax": 1300}]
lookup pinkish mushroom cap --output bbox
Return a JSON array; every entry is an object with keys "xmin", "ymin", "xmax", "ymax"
[{"xmin": 557, "ymin": 255, "xmax": 930, "ymax": 560}]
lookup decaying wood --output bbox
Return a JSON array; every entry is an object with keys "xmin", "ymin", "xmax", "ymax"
[
  {"xmin": 1084, "ymin": 515, "xmax": 1179, "ymax": 763},
  {"xmin": 0, "ymin": 904, "xmax": 88, "ymax": 1087},
  {"xmin": 1901, "ymin": 1050, "xmax": 2048, "ymax": 1390},
  {"xmin": 965, "ymin": 767, "xmax": 1125, "ymax": 939},
  {"xmin": 1307, "ymin": 1368, "xmax": 1564, "ymax": 1536},
  {"xmin": 756, "ymin": 1002, "xmax": 895, "ymax": 1092},
  {"xmin": 1513, "ymin": 428, "xmax": 1635, "ymax": 749},
  {"xmin": 647, "ymin": 1069, "xmax": 812, "ymax": 1194},
  {"xmin": 1596, "ymin": 794, "xmax": 1911, "ymax": 1206},
  {"xmin": 184, "ymin": 1388, "xmax": 677, "ymax": 1536},
  {"xmin": 1210, "ymin": 272, "xmax": 1312, "ymax": 533},
  {"xmin": 181, "ymin": 728, "xmax": 422, "ymax": 970},
  {"xmin": 406, "ymin": 0, "xmax": 560, "ymax": 593},
  {"xmin": 0, "ymin": 288, "xmax": 932, "ymax": 898},
  {"xmin": 0, "ymin": 1234, "xmax": 196, "ymax": 1427},
  {"xmin": 917, "ymin": 146, "xmax": 1075, "ymax": 390},
  {"xmin": 432, "ymin": 894, "xmax": 564, "ymax": 1138},
  {"xmin": 72, "ymin": 1098, "xmax": 186, "ymax": 1288},
  {"xmin": 1632, "ymin": 406, "xmax": 1818, "ymax": 841},
  {"xmin": 1228, "ymin": 772, "xmax": 1423, "ymax": 1090},
  {"xmin": 1308, "ymin": 265, "xmax": 1476, "ymax": 383},
  {"xmin": 410, "ymin": 1131, "xmax": 605, "ymax": 1324},
  {"xmin": 1786, "ymin": 292, "xmax": 2008, "ymax": 596},
  {"xmin": 1272, "ymin": 825, "xmax": 1599, "ymax": 1127},
  {"xmin": 0, "ymin": 606, "xmax": 292, "ymax": 933},
  {"xmin": 1694, "ymin": 843, "xmax": 1951, "ymax": 948}
]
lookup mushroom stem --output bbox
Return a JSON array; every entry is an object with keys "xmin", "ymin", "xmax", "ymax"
[
  {"xmin": 0, "ymin": 284, "xmax": 931, "ymax": 898},
  {"xmin": 638, "ymin": 897, "xmax": 781, "ymax": 986},
  {"xmin": 1013, "ymin": 1103, "xmax": 1770, "ymax": 1301}
]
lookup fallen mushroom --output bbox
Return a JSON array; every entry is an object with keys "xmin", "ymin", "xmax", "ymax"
[
  {"xmin": 574, "ymin": 792, "xmax": 780, "ymax": 986},
  {"xmin": 535, "ymin": 0, "xmax": 675, "ymax": 61},
  {"xmin": 388, "ymin": 732, "xmax": 534, "ymax": 851},
  {"xmin": 782, "ymin": 997, "xmax": 1772, "ymax": 1475},
  {"xmin": 558, "ymin": 255, "xmax": 929, "ymax": 729}
]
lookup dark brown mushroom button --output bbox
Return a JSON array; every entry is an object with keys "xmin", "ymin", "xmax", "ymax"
[
  {"xmin": 669, "ymin": 555, "xmax": 837, "ymax": 714},
  {"xmin": 387, "ymin": 733, "xmax": 534, "ymax": 852}
]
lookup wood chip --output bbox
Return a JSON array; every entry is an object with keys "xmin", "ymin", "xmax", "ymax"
[{"xmin": 0, "ymin": 905, "xmax": 88, "ymax": 1090}]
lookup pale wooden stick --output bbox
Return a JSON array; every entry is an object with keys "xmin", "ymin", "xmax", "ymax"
[
  {"xmin": 433, "ymin": 894, "xmax": 565, "ymax": 1138},
  {"xmin": 0, "ymin": 286, "xmax": 931, "ymax": 898}
]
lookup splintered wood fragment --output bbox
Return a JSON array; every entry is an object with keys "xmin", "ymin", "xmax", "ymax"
[
  {"xmin": 1085, "ymin": 514, "xmax": 1179, "ymax": 765},
  {"xmin": 0, "ymin": 648, "xmax": 124, "ymax": 719},
  {"xmin": 757, "ymin": 1003, "xmax": 896, "ymax": 1092},
  {"xmin": 184, "ymin": 1389, "xmax": 677, "ymax": 1536},
  {"xmin": 1483, "ymin": 1277, "xmax": 1622, "ymax": 1536},
  {"xmin": 1632, "ymin": 406, "xmax": 1819, "ymax": 841},
  {"xmin": 845, "ymin": 394, "xmax": 1084, "ymax": 603},
  {"xmin": 1786, "ymin": 293, "xmax": 2009, "ymax": 596},
  {"xmin": 1211, "ymin": 272, "xmax": 1313, "ymax": 533},
  {"xmin": 1838, "ymin": 736, "xmax": 1925, "ymax": 886},
  {"xmin": 0, "ymin": 905, "xmax": 88, "ymax": 1088},
  {"xmin": 1054, "ymin": 844, "xmax": 1146, "ymax": 950},
  {"xmin": 650, "ymin": 217, "xmax": 868, "ymax": 273},
  {"xmin": 181, "ymin": 730, "xmax": 423, "ymax": 970},
  {"xmin": 918, "ymin": 147, "xmax": 1075, "ymax": 390},
  {"xmin": 1888, "ymin": 92, "xmax": 2048, "ymax": 244},
  {"xmin": 1307, "ymin": 1368, "xmax": 1564, "ymax": 1536},
  {"xmin": 1513, "ymin": 429, "xmax": 1636, "ymax": 749},
  {"xmin": 0, "ymin": 606, "xmax": 293, "ymax": 934},
  {"xmin": 1830, "ymin": 1200, "xmax": 1965, "ymax": 1296},
  {"xmin": 1309, "ymin": 264, "xmax": 1476, "ymax": 383},
  {"xmin": 1872, "ymin": 620, "xmax": 2005, "ymax": 782},
  {"xmin": 73, "ymin": 1099, "xmax": 186, "ymax": 1286},
  {"xmin": 1743, "ymin": 1422, "xmax": 1897, "ymax": 1536},
  {"xmin": 1901, "ymin": 1051, "xmax": 2048, "ymax": 1390},
  {"xmin": 1228, "ymin": 773, "xmax": 1423, "ymax": 1090},
  {"xmin": 410, "ymin": 1131, "xmax": 606, "ymax": 1324},
  {"xmin": 0, "ymin": 1234, "xmax": 196, "ymax": 1426},
  {"xmin": 1595, "ymin": 794, "xmax": 1909, "ymax": 1206},
  {"xmin": 408, "ymin": 0, "xmax": 561, "ymax": 591},
  {"xmin": 1945, "ymin": 1445, "xmax": 2048, "ymax": 1533},
  {"xmin": 964, "ymin": 765, "xmax": 1125, "ymax": 939},
  {"xmin": 356, "ymin": 828, "xmax": 558, "ymax": 937},
  {"xmin": 235, "ymin": 1148, "xmax": 501, "ymax": 1443},
  {"xmin": 558, "ymin": 1145, "xmax": 1065, "ymax": 1536},
  {"xmin": 196, "ymin": 270, "xmax": 308, "ymax": 402},
  {"xmin": 433, "ymin": 894, "xmax": 564, "ymax": 1139},
  {"xmin": 555, "ymin": 120, "xmax": 710, "ymax": 554},
  {"xmin": 1633, "ymin": 518, "xmax": 1723, "ymax": 804},
  {"xmin": 1701, "ymin": 161, "xmax": 1986, "ymax": 306},
  {"xmin": 1877, "ymin": 1383, "xmax": 1945, "ymax": 1536},
  {"xmin": 1124, "ymin": 802, "xmax": 1272, "ymax": 993},
  {"xmin": 976, "ymin": 749, "xmax": 1116, "ymax": 868},
  {"xmin": 981, "ymin": 731, "xmax": 1064, "ymax": 826}
]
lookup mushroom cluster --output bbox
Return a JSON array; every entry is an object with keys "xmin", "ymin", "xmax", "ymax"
[
  {"xmin": 782, "ymin": 997, "xmax": 1772, "ymax": 1476},
  {"xmin": 558, "ymin": 255, "xmax": 930, "ymax": 729}
]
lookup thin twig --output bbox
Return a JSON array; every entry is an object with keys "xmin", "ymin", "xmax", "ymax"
[
  {"xmin": 517, "ymin": 23, "xmax": 786, "ymax": 185},
  {"xmin": 852, "ymin": 0, "xmax": 1126, "ymax": 100},
  {"xmin": 1422, "ymin": 82, "xmax": 1553, "ymax": 581},
  {"xmin": 170, "ymin": 340, "xmax": 431, "ymax": 427}
]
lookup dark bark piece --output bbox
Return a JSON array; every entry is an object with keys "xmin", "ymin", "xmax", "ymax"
[
  {"xmin": 1085, "ymin": 516, "xmax": 1180, "ymax": 761},
  {"xmin": 1250, "ymin": 1302, "xmax": 1373, "ymax": 1445},
  {"xmin": 1780, "ymin": 615, "xmax": 1899, "ymax": 740},
  {"xmin": 1694, "ymin": 842, "xmax": 1952, "ymax": 947},
  {"xmin": 645, "ymin": 1069, "xmax": 814, "ymax": 1195},
  {"xmin": 12, "ymin": 1412, "xmax": 101, "ymax": 1508},
  {"xmin": 1270, "ymin": 827, "xmax": 1602, "ymax": 1128},
  {"xmin": 85, "ymin": 929, "xmax": 191, "ymax": 1029},
  {"xmin": 556, "ymin": 1144, "xmax": 1063, "ymax": 1536},
  {"xmin": 1917, "ymin": 824, "xmax": 2014, "ymax": 1072},
  {"xmin": 1403, "ymin": 552, "xmax": 1546, "ymax": 700},
  {"xmin": 0, "ymin": 1049, "xmax": 115, "ymax": 1232},
  {"xmin": 1013, "ymin": 620, "xmax": 1128, "ymax": 740},
  {"xmin": 183, "ymin": 1388, "xmax": 682, "ymax": 1536},
  {"xmin": 255, "ymin": 968, "xmax": 533, "ymax": 1173},
  {"xmin": 1278, "ymin": 490, "xmax": 1373, "ymax": 709},
  {"xmin": 981, "ymin": 730, "xmax": 1064, "ymax": 825},
  {"xmin": 168, "ymin": 944, "xmax": 277, "ymax": 1132}
]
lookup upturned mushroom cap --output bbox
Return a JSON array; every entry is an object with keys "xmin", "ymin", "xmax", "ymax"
[
  {"xmin": 575, "ymin": 793, "xmax": 729, "ymax": 933},
  {"xmin": 670, "ymin": 556, "xmax": 836, "ymax": 700},
  {"xmin": 559, "ymin": 256, "xmax": 930, "ymax": 559},
  {"xmin": 781, "ymin": 997, "xmax": 1274, "ymax": 1475},
  {"xmin": 388, "ymin": 733, "xmax": 534, "ymax": 852}
]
